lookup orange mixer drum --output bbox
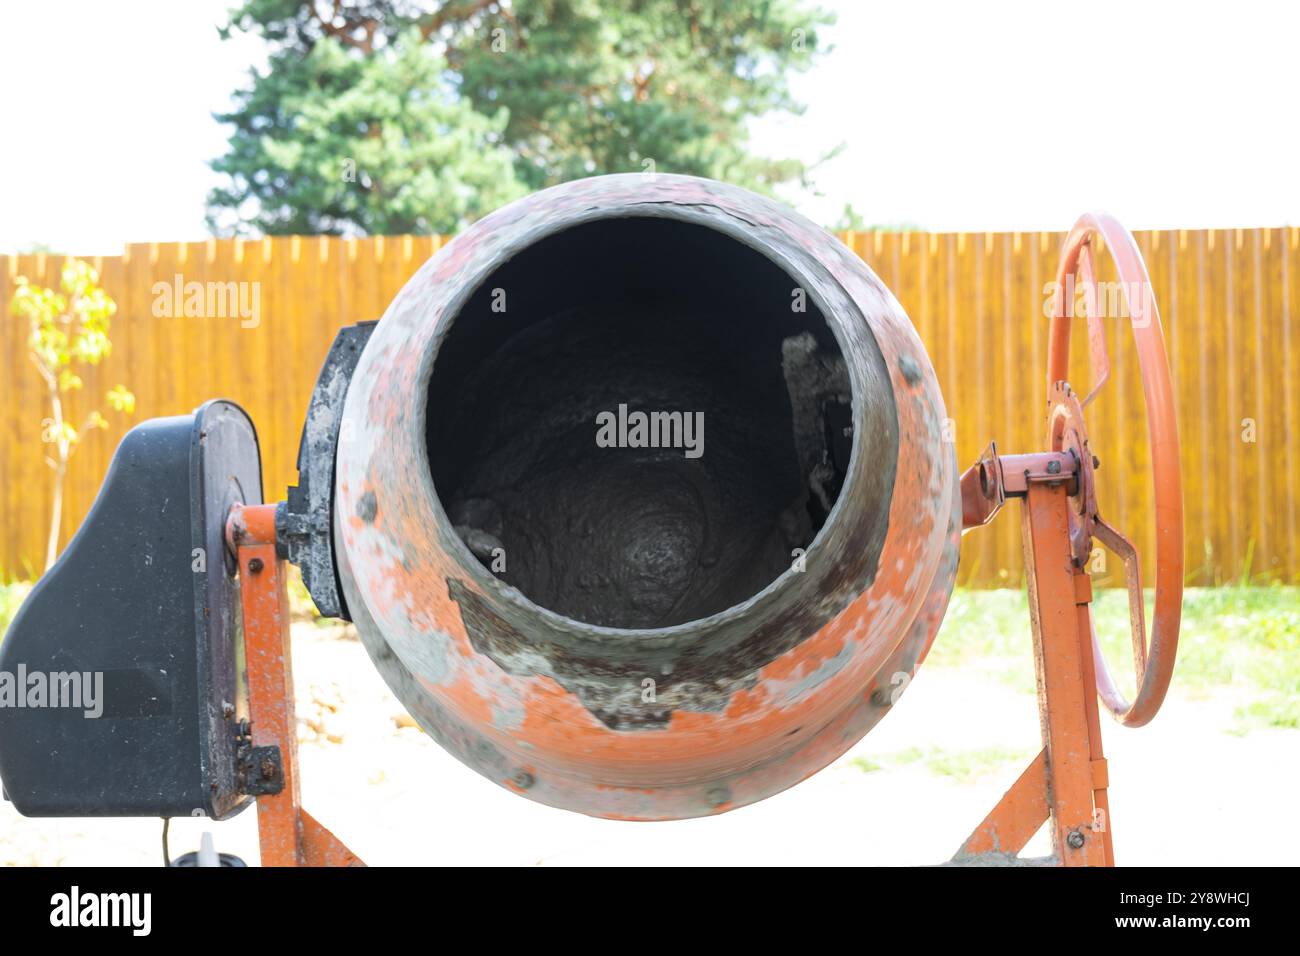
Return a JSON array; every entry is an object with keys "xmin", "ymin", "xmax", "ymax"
[{"xmin": 334, "ymin": 174, "xmax": 961, "ymax": 820}]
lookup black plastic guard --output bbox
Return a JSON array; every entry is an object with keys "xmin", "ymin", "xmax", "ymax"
[
  {"xmin": 0, "ymin": 400, "xmax": 261, "ymax": 819},
  {"xmin": 279, "ymin": 320, "xmax": 376, "ymax": 620}
]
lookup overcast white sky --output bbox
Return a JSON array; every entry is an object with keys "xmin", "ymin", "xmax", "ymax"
[{"xmin": 1, "ymin": 0, "xmax": 1296, "ymax": 253}]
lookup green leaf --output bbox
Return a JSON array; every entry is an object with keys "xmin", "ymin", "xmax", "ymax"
[{"xmin": 106, "ymin": 385, "xmax": 136, "ymax": 414}]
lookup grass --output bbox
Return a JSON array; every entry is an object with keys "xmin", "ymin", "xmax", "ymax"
[
  {"xmin": 929, "ymin": 586, "xmax": 1300, "ymax": 731},
  {"xmin": 851, "ymin": 746, "xmax": 1035, "ymax": 782}
]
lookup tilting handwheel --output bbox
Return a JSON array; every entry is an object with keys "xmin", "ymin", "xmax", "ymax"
[{"xmin": 1048, "ymin": 213, "xmax": 1184, "ymax": 728}]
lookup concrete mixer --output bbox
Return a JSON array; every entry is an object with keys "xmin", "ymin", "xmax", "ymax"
[{"xmin": 0, "ymin": 175, "xmax": 1182, "ymax": 866}]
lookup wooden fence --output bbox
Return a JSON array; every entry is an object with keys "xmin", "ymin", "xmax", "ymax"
[{"xmin": 2, "ymin": 228, "xmax": 1296, "ymax": 588}]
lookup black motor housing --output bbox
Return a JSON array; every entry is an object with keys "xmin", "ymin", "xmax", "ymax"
[{"xmin": 0, "ymin": 400, "xmax": 260, "ymax": 819}]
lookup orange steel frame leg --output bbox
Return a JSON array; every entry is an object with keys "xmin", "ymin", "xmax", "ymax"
[
  {"xmin": 956, "ymin": 482, "xmax": 1115, "ymax": 866},
  {"xmin": 228, "ymin": 503, "xmax": 364, "ymax": 867}
]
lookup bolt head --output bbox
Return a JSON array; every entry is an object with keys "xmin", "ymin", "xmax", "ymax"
[{"xmin": 1067, "ymin": 829, "xmax": 1086, "ymax": 849}]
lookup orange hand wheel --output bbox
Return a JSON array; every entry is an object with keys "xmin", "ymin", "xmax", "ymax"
[
  {"xmin": 957, "ymin": 211, "xmax": 1184, "ymax": 864},
  {"xmin": 1047, "ymin": 213, "xmax": 1184, "ymax": 728}
]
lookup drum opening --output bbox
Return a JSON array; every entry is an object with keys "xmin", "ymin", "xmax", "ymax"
[{"xmin": 426, "ymin": 216, "xmax": 855, "ymax": 628}]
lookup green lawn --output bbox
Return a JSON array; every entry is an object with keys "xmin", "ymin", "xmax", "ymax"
[
  {"xmin": 851, "ymin": 745, "xmax": 1037, "ymax": 781},
  {"xmin": 929, "ymin": 586, "xmax": 1299, "ymax": 730}
]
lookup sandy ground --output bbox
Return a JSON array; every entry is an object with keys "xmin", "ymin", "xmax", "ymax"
[{"xmin": 2, "ymin": 619, "xmax": 1296, "ymax": 866}]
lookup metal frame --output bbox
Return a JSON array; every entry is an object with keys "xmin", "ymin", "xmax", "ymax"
[
  {"xmin": 954, "ymin": 453, "xmax": 1115, "ymax": 865},
  {"xmin": 227, "ymin": 503, "xmax": 364, "ymax": 867}
]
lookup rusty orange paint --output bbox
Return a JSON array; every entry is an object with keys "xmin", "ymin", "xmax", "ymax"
[
  {"xmin": 230, "ymin": 503, "xmax": 363, "ymax": 867},
  {"xmin": 958, "ymin": 750, "xmax": 1048, "ymax": 858},
  {"xmin": 955, "ymin": 482, "xmax": 1115, "ymax": 866},
  {"xmin": 1021, "ymin": 482, "xmax": 1113, "ymax": 866}
]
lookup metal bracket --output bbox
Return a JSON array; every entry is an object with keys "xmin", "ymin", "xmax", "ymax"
[
  {"xmin": 960, "ymin": 448, "xmax": 1077, "ymax": 531},
  {"xmin": 236, "ymin": 734, "xmax": 285, "ymax": 798},
  {"xmin": 959, "ymin": 442, "xmax": 1005, "ymax": 530},
  {"xmin": 278, "ymin": 321, "xmax": 377, "ymax": 619}
]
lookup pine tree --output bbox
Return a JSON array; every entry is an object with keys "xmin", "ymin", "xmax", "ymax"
[{"xmin": 208, "ymin": 1, "xmax": 832, "ymax": 235}]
